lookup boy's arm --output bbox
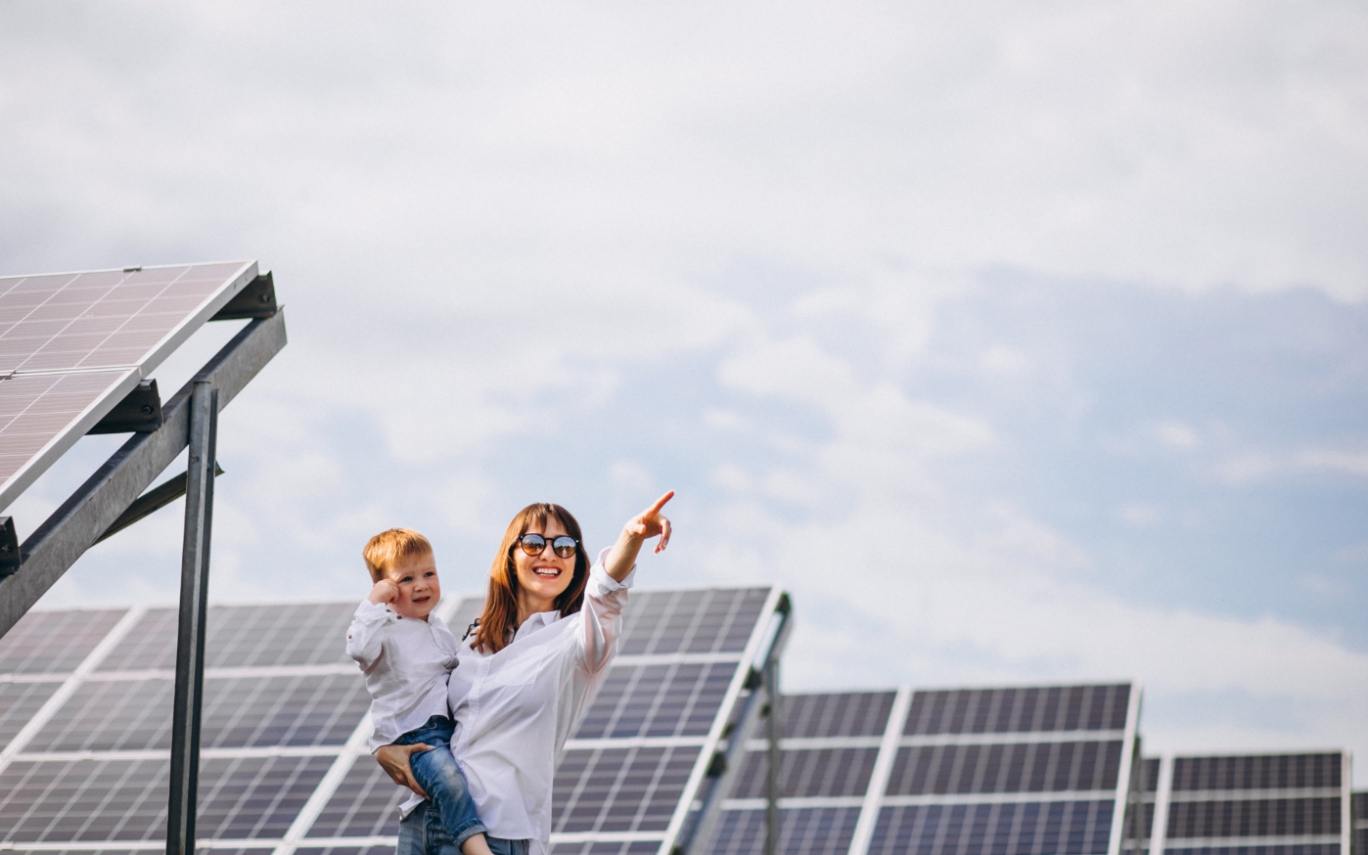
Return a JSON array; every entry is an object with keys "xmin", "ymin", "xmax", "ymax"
[{"xmin": 346, "ymin": 600, "xmax": 395, "ymax": 669}]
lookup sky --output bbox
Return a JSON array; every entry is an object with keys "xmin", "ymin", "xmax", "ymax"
[{"xmin": 1, "ymin": 2, "xmax": 1366, "ymax": 782}]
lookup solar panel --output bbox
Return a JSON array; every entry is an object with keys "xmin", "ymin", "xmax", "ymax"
[
  {"xmin": 0, "ymin": 608, "xmax": 126, "ymax": 673},
  {"xmin": 1353, "ymin": 793, "xmax": 1366, "ymax": 855},
  {"xmin": 708, "ymin": 684, "xmax": 1140, "ymax": 855},
  {"xmin": 0, "ymin": 587, "xmax": 787, "ymax": 855},
  {"xmin": 1143, "ymin": 753, "xmax": 1351, "ymax": 855},
  {"xmin": 11, "ymin": 601, "xmax": 1350, "ymax": 855},
  {"xmin": 0, "ymin": 262, "xmax": 258, "ymax": 512}
]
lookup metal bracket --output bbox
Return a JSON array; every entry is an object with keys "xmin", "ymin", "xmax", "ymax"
[
  {"xmin": 0, "ymin": 518, "xmax": 18, "ymax": 572},
  {"xmin": 94, "ymin": 462, "xmax": 224, "ymax": 545},
  {"xmin": 211, "ymin": 271, "xmax": 277, "ymax": 320},
  {"xmin": 88, "ymin": 379, "xmax": 163, "ymax": 434}
]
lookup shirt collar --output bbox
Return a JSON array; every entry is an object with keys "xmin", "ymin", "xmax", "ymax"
[{"xmin": 514, "ymin": 609, "xmax": 561, "ymax": 640}]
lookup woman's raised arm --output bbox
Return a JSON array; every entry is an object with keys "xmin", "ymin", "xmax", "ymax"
[{"xmin": 603, "ymin": 491, "xmax": 673, "ymax": 582}]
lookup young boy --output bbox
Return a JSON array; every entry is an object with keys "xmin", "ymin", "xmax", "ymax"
[{"xmin": 345, "ymin": 528, "xmax": 492, "ymax": 855}]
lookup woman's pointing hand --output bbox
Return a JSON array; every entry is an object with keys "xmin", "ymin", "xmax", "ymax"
[
  {"xmin": 627, "ymin": 490, "xmax": 674, "ymax": 553},
  {"xmin": 605, "ymin": 491, "xmax": 675, "ymax": 581}
]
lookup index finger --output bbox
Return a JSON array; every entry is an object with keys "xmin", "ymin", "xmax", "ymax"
[{"xmin": 647, "ymin": 490, "xmax": 675, "ymax": 514}]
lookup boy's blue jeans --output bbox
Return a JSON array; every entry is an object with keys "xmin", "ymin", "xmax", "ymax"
[
  {"xmin": 398, "ymin": 801, "xmax": 528, "ymax": 855},
  {"xmin": 393, "ymin": 715, "xmax": 487, "ymax": 849}
]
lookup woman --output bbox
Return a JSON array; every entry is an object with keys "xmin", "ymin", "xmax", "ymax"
[{"xmin": 377, "ymin": 492, "xmax": 674, "ymax": 855}]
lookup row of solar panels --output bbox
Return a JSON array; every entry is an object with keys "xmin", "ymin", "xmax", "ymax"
[{"xmin": 0, "ymin": 594, "xmax": 1360, "ymax": 855}]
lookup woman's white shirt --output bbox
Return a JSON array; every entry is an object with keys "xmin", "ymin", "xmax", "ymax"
[{"xmin": 400, "ymin": 549, "xmax": 632, "ymax": 855}]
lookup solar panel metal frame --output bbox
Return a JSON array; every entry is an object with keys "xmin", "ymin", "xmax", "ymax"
[{"xmin": 0, "ymin": 261, "xmax": 258, "ymax": 514}]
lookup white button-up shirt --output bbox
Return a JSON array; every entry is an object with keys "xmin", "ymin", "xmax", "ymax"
[
  {"xmin": 401, "ymin": 550, "xmax": 632, "ymax": 855},
  {"xmin": 346, "ymin": 600, "xmax": 461, "ymax": 752}
]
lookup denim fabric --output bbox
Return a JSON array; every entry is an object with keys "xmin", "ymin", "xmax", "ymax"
[
  {"xmin": 394, "ymin": 716, "xmax": 488, "ymax": 848},
  {"xmin": 397, "ymin": 800, "xmax": 529, "ymax": 855}
]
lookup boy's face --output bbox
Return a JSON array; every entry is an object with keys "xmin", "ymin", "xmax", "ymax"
[{"xmin": 386, "ymin": 553, "xmax": 441, "ymax": 620}]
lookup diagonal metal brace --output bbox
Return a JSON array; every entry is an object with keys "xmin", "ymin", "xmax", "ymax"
[{"xmin": 0, "ymin": 309, "xmax": 287, "ymax": 638}]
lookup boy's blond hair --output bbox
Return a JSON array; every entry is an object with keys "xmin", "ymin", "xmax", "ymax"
[{"xmin": 363, "ymin": 528, "xmax": 433, "ymax": 582}]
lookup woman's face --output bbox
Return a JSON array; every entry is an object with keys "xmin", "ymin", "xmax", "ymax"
[{"xmin": 512, "ymin": 517, "xmax": 575, "ymax": 610}]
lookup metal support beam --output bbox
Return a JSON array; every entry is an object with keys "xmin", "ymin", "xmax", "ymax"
[
  {"xmin": 679, "ymin": 594, "xmax": 792, "ymax": 855},
  {"xmin": 95, "ymin": 462, "xmax": 224, "ymax": 545},
  {"xmin": 765, "ymin": 655, "xmax": 782, "ymax": 855},
  {"xmin": 0, "ymin": 309, "xmax": 287, "ymax": 640},
  {"xmin": 166, "ymin": 382, "xmax": 217, "ymax": 855}
]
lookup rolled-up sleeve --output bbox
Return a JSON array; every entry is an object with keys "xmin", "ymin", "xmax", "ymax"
[{"xmin": 579, "ymin": 547, "xmax": 634, "ymax": 674}]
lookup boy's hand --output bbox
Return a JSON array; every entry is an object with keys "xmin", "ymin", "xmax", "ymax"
[{"xmin": 369, "ymin": 579, "xmax": 400, "ymax": 606}]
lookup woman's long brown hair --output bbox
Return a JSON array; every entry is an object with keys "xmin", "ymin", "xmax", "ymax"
[{"xmin": 469, "ymin": 503, "xmax": 589, "ymax": 654}]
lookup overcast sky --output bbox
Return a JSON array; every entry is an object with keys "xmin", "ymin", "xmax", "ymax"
[{"xmin": 2, "ymin": 2, "xmax": 1366, "ymax": 782}]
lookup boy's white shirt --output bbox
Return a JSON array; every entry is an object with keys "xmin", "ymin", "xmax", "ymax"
[{"xmin": 345, "ymin": 599, "xmax": 461, "ymax": 752}]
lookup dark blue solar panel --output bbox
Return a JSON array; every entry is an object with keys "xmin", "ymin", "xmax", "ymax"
[
  {"xmin": 734, "ymin": 747, "xmax": 879, "ymax": 798},
  {"xmin": 1170, "ymin": 754, "xmax": 1342, "ymax": 792},
  {"xmin": 904, "ymin": 685, "xmax": 1129, "ymax": 735},
  {"xmin": 886, "ymin": 741, "xmax": 1124, "ymax": 795},
  {"xmin": 709, "ymin": 807, "xmax": 861, "ymax": 855},
  {"xmin": 1166, "ymin": 798, "xmax": 1342, "ymax": 839},
  {"xmin": 869, "ymin": 800, "xmax": 1115, "ymax": 855}
]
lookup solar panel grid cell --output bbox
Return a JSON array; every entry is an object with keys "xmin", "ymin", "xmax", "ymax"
[
  {"xmin": 28, "ymin": 678, "xmax": 174, "ymax": 751},
  {"xmin": 0, "ymin": 757, "xmax": 168, "ymax": 842},
  {"xmin": 869, "ymin": 799, "xmax": 1115, "ymax": 855},
  {"xmin": 0, "ymin": 754, "xmax": 332, "ymax": 843},
  {"xmin": 0, "ymin": 263, "xmax": 247, "ymax": 374},
  {"xmin": 97, "ymin": 603, "xmax": 356, "ymax": 671},
  {"xmin": 573, "ymin": 661, "xmax": 733, "ymax": 739},
  {"xmin": 783, "ymin": 691, "xmax": 895, "ymax": 738},
  {"xmin": 711, "ymin": 807, "xmax": 862, "ymax": 855},
  {"xmin": 552, "ymin": 745, "xmax": 700, "ymax": 834},
  {"xmin": 308, "ymin": 761, "xmax": 409, "ymax": 838},
  {"xmin": 617, "ymin": 589, "xmax": 767, "ymax": 656},
  {"xmin": 0, "ymin": 608, "xmax": 126, "ymax": 675},
  {"xmin": 1354, "ymin": 794, "xmax": 1367, "ymax": 855},
  {"xmin": 732, "ymin": 747, "xmax": 879, "ymax": 798},
  {"xmin": 1144, "ymin": 758, "xmax": 1161, "ymax": 792},
  {"xmin": 295, "ymin": 847, "xmax": 396, "ymax": 855},
  {"xmin": 904, "ymin": 685, "xmax": 1130, "ymax": 736},
  {"xmin": 550, "ymin": 842, "xmax": 663, "ymax": 855},
  {"xmin": 1165, "ymin": 798, "xmax": 1342, "ymax": 839},
  {"xmin": 1122, "ymin": 802, "xmax": 1154, "ymax": 849},
  {"xmin": 0, "ymin": 681, "xmax": 60, "ymax": 746},
  {"xmin": 0, "ymin": 371, "xmax": 136, "ymax": 480},
  {"xmin": 1158, "ymin": 847, "xmax": 1339, "ymax": 855},
  {"xmin": 196, "ymin": 755, "xmax": 334, "ymax": 839},
  {"xmin": 885, "ymin": 740, "xmax": 1124, "ymax": 795},
  {"xmin": 26, "ymin": 673, "xmax": 368, "ymax": 751},
  {"xmin": 1169, "ymin": 755, "xmax": 1342, "ymax": 792},
  {"xmin": 2, "ymin": 852, "xmax": 275, "ymax": 855}
]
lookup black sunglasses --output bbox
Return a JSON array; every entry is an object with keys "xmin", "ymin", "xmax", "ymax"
[{"xmin": 516, "ymin": 533, "xmax": 579, "ymax": 559}]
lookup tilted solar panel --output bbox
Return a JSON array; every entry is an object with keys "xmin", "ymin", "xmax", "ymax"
[
  {"xmin": 1142, "ymin": 753, "xmax": 1351, "ymax": 855},
  {"xmin": 710, "ymin": 684, "xmax": 1141, "ymax": 855},
  {"xmin": 1352, "ymin": 793, "xmax": 1366, "ymax": 855},
  {"xmin": 0, "ymin": 586, "xmax": 786, "ymax": 855},
  {"xmin": 0, "ymin": 262, "xmax": 258, "ymax": 513}
]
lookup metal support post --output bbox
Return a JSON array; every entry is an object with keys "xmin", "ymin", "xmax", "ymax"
[
  {"xmin": 166, "ymin": 382, "xmax": 218, "ymax": 855},
  {"xmin": 765, "ymin": 656, "xmax": 782, "ymax": 855}
]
